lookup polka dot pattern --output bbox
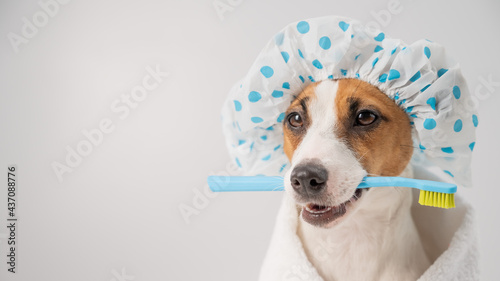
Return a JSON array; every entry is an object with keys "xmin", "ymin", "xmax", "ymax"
[
  {"xmin": 424, "ymin": 47, "xmax": 431, "ymax": 58},
  {"xmin": 248, "ymin": 91, "xmax": 261, "ymax": 102},
  {"xmin": 424, "ymin": 118, "xmax": 437, "ymax": 130},
  {"xmin": 312, "ymin": 59, "xmax": 323, "ymax": 69},
  {"xmin": 472, "ymin": 115, "xmax": 478, "ymax": 127},
  {"xmin": 281, "ymin": 52, "xmax": 290, "ymax": 63},
  {"xmin": 427, "ymin": 97, "xmax": 436, "ymax": 110},
  {"xmin": 233, "ymin": 100, "xmax": 242, "ymax": 111},
  {"xmin": 319, "ymin": 36, "xmax": 331, "ymax": 50},
  {"xmin": 338, "ymin": 21, "xmax": 349, "ymax": 31},
  {"xmin": 272, "ymin": 90, "xmax": 284, "ymax": 98},
  {"xmin": 297, "ymin": 21, "xmax": 310, "ymax": 34},
  {"xmin": 454, "ymin": 119, "xmax": 463, "ymax": 132},
  {"xmin": 453, "ymin": 86, "xmax": 461, "ymax": 99},
  {"xmin": 260, "ymin": 66, "xmax": 274, "ymax": 78},
  {"xmin": 374, "ymin": 32, "xmax": 385, "ymax": 41}
]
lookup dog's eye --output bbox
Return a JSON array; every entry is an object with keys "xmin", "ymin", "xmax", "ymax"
[
  {"xmin": 355, "ymin": 110, "xmax": 377, "ymax": 126},
  {"xmin": 288, "ymin": 113, "xmax": 303, "ymax": 128}
]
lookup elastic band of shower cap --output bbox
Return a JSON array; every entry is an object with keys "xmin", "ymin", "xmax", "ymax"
[{"xmin": 221, "ymin": 16, "xmax": 478, "ymax": 188}]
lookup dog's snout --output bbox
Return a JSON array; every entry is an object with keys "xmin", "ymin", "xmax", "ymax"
[{"xmin": 290, "ymin": 163, "xmax": 328, "ymax": 196}]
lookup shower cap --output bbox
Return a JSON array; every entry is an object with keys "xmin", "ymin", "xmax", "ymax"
[{"xmin": 221, "ymin": 16, "xmax": 477, "ymax": 188}]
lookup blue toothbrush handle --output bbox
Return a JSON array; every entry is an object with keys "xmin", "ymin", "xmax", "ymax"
[
  {"xmin": 207, "ymin": 176, "xmax": 456, "ymax": 194},
  {"xmin": 207, "ymin": 176, "xmax": 284, "ymax": 192},
  {"xmin": 359, "ymin": 177, "xmax": 456, "ymax": 193}
]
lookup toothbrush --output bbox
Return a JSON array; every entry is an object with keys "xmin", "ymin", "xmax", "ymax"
[{"xmin": 207, "ymin": 176, "xmax": 456, "ymax": 209}]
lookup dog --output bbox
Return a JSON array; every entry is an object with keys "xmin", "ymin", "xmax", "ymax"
[{"xmin": 282, "ymin": 78, "xmax": 431, "ymax": 281}]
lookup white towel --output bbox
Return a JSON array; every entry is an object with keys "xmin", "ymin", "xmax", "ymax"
[{"xmin": 259, "ymin": 167, "xmax": 479, "ymax": 281}]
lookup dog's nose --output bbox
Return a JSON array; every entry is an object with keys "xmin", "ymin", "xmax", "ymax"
[{"xmin": 290, "ymin": 163, "xmax": 328, "ymax": 196}]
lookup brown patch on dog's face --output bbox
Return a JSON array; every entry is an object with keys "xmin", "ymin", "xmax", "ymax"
[
  {"xmin": 283, "ymin": 83, "xmax": 316, "ymax": 160},
  {"xmin": 334, "ymin": 79, "xmax": 413, "ymax": 176},
  {"xmin": 283, "ymin": 79, "xmax": 413, "ymax": 177}
]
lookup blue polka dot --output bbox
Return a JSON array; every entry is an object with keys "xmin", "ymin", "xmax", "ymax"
[
  {"xmin": 308, "ymin": 75, "xmax": 315, "ymax": 82},
  {"xmin": 272, "ymin": 90, "xmax": 283, "ymax": 98},
  {"xmin": 260, "ymin": 135, "xmax": 267, "ymax": 141},
  {"xmin": 312, "ymin": 59, "xmax": 323, "ymax": 69},
  {"xmin": 277, "ymin": 112, "xmax": 285, "ymax": 123},
  {"xmin": 279, "ymin": 163, "xmax": 287, "ymax": 173},
  {"xmin": 282, "ymin": 82, "xmax": 290, "ymax": 89},
  {"xmin": 340, "ymin": 69, "xmax": 347, "ymax": 76},
  {"xmin": 472, "ymin": 114, "xmax": 478, "ymax": 127},
  {"xmin": 469, "ymin": 142, "xmax": 475, "ymax": 151},
  {"xmin": 374, "ymin": 45, "xmax": 383, "ymax": 52},
  {"xmin": 275, "ymin": 33, "xmax": 284, "ymax": 45},
  {"xmin": 374, "ymin": 32, "xmax": 385, "ymax": 41},
  {"xmin": 421, "ymin": 84, "xmax": 431, "ymax": 92},
  {"xmin": 443, "ymin": 170, "xmax": 454, "ymax": 177},
  {"xmin": 274, "ymin": 145, "xmax": 281, "ymax": 151},
  {"xmin": 281, "ymin": 52, "xmax": 290, "ymax": 63},
  {"xmin": 299, "ymin": 75, "xmax": 305, "ymax": 83},
  {"xmin": 388, "ymin": 69, "xmax": 400, "ymax": 80},
  {"xmin": 409, "ymin": 71, "xmax": 421, "ymax": 82},
  {"xmin": 453, "ymin": 86, "xmax": 461, "ymax": 99},
  {"xmin": 391, "ymin": 47, "xmax": 397, "ymax": 55},
  {"xmin": 248, "ymin": 91, "xmax": 261, "ymax": 102},
  {"xmin": 298, "ymin": 49, "xmax": 304, "ymax": 58},
  {"xmin": 423, "ymin": 118, "xmax": 437, "ymax": 130},
  {"xmin": 251, "ymin": 117, "xmax": 263, "ymax": 123},
  {"xmin": 372, "ymin": 57, "xmax": 379, "ymax": 68},
  {"xmin": 454, "ymin": 119, "xmax": 463, "ymax": 132},
  {"xmin": 441, "ymin": 147, "xmax": 454, "ymax": 154},
  {"xmin": 419, "ymin": 144, "xmax": 426, "ymax": 150},
  {"xmin": 328, "ymin": 75, "xmax": 334, "ymax": 79},
  {"xmin": 355, "ymin": 73, "xmax": 360, "ymax": 78},
  {"xmin": 262, "ymin": 154, "xmax": 271, "ymax": 161},
  {"xmin": 235, "ymin": 158, "xmax": 242, "ymax": 167},
  {"xmin": 427, "ymin": 97, "xmax": 436, "ymax": 110},
  {"xmin": 338, "ymin": 21, "xmax": 350, "ymax": 31},
  {"xmin": 297, "ymin": 21, "xmax": 310, "ymax": 34},
  {"xmin": 437, "ymin": 68, "xmax": 448, "ymax": 77},
  {"xmin": 354, "ymin": 54, "xmax": 361, "ymax": 60},
  {"xmin": 405, "ymin": 106, "xmax": 414, "ymax": 113},
  {"xmin": 250, "ymin": 142, "xmax": 254, "ymax": 151},
  {"xmin": 238, "ymin": 139, "xmax": 246, "ymax": 145},
  {"xmin": 260, "ymin": 66, "xmax": 274, "ymax": 78},
  {"xmin": 233, "ymin": 100, "xmax": 242, "ymax": 111},
  {"xmin": 319, "ymin": 36, "xmax": 331, "ymax": 50},
  {"xmin": 266, "ymin": 126, "xmax": 274, "ymax": 131},
  {"xmin": 379, "ymin": 73, "xmax": 388, "ymax": 83},
  {"xmin": 424, "ymin": 47, "xmax": 431, "ymax": 58}
]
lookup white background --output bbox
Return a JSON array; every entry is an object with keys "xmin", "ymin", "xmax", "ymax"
[{"xmin": 0, "ymin": 0, "xmax": 499, "ymax": 280}]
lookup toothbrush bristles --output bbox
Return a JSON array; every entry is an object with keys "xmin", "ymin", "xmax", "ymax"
[{"xmin": 418, "ymin": 190, "xmax": 455, "ymax": 209}]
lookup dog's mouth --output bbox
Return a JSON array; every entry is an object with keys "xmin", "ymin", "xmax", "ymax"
[{"xmin": 301, "ymin": 188, "xmax": 366, "ymax": 227}]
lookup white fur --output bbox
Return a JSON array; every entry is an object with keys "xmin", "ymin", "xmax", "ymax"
[
  {"xmin": 285, "ymin": 80, "xmax": 431, "ymax": 281},
  {"xmin": 284, "ymin": 80, "xmax": 366, "ymax": 207}
]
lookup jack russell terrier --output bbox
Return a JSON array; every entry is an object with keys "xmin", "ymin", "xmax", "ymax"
[{"xmin": 282, "ymin": 78, "xmax": 430, "ymax": 281}]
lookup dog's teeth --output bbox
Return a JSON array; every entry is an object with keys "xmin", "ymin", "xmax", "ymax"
[{"xmin": 305, "ymin": 204, "xmax": 333, "ymax": 214}]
